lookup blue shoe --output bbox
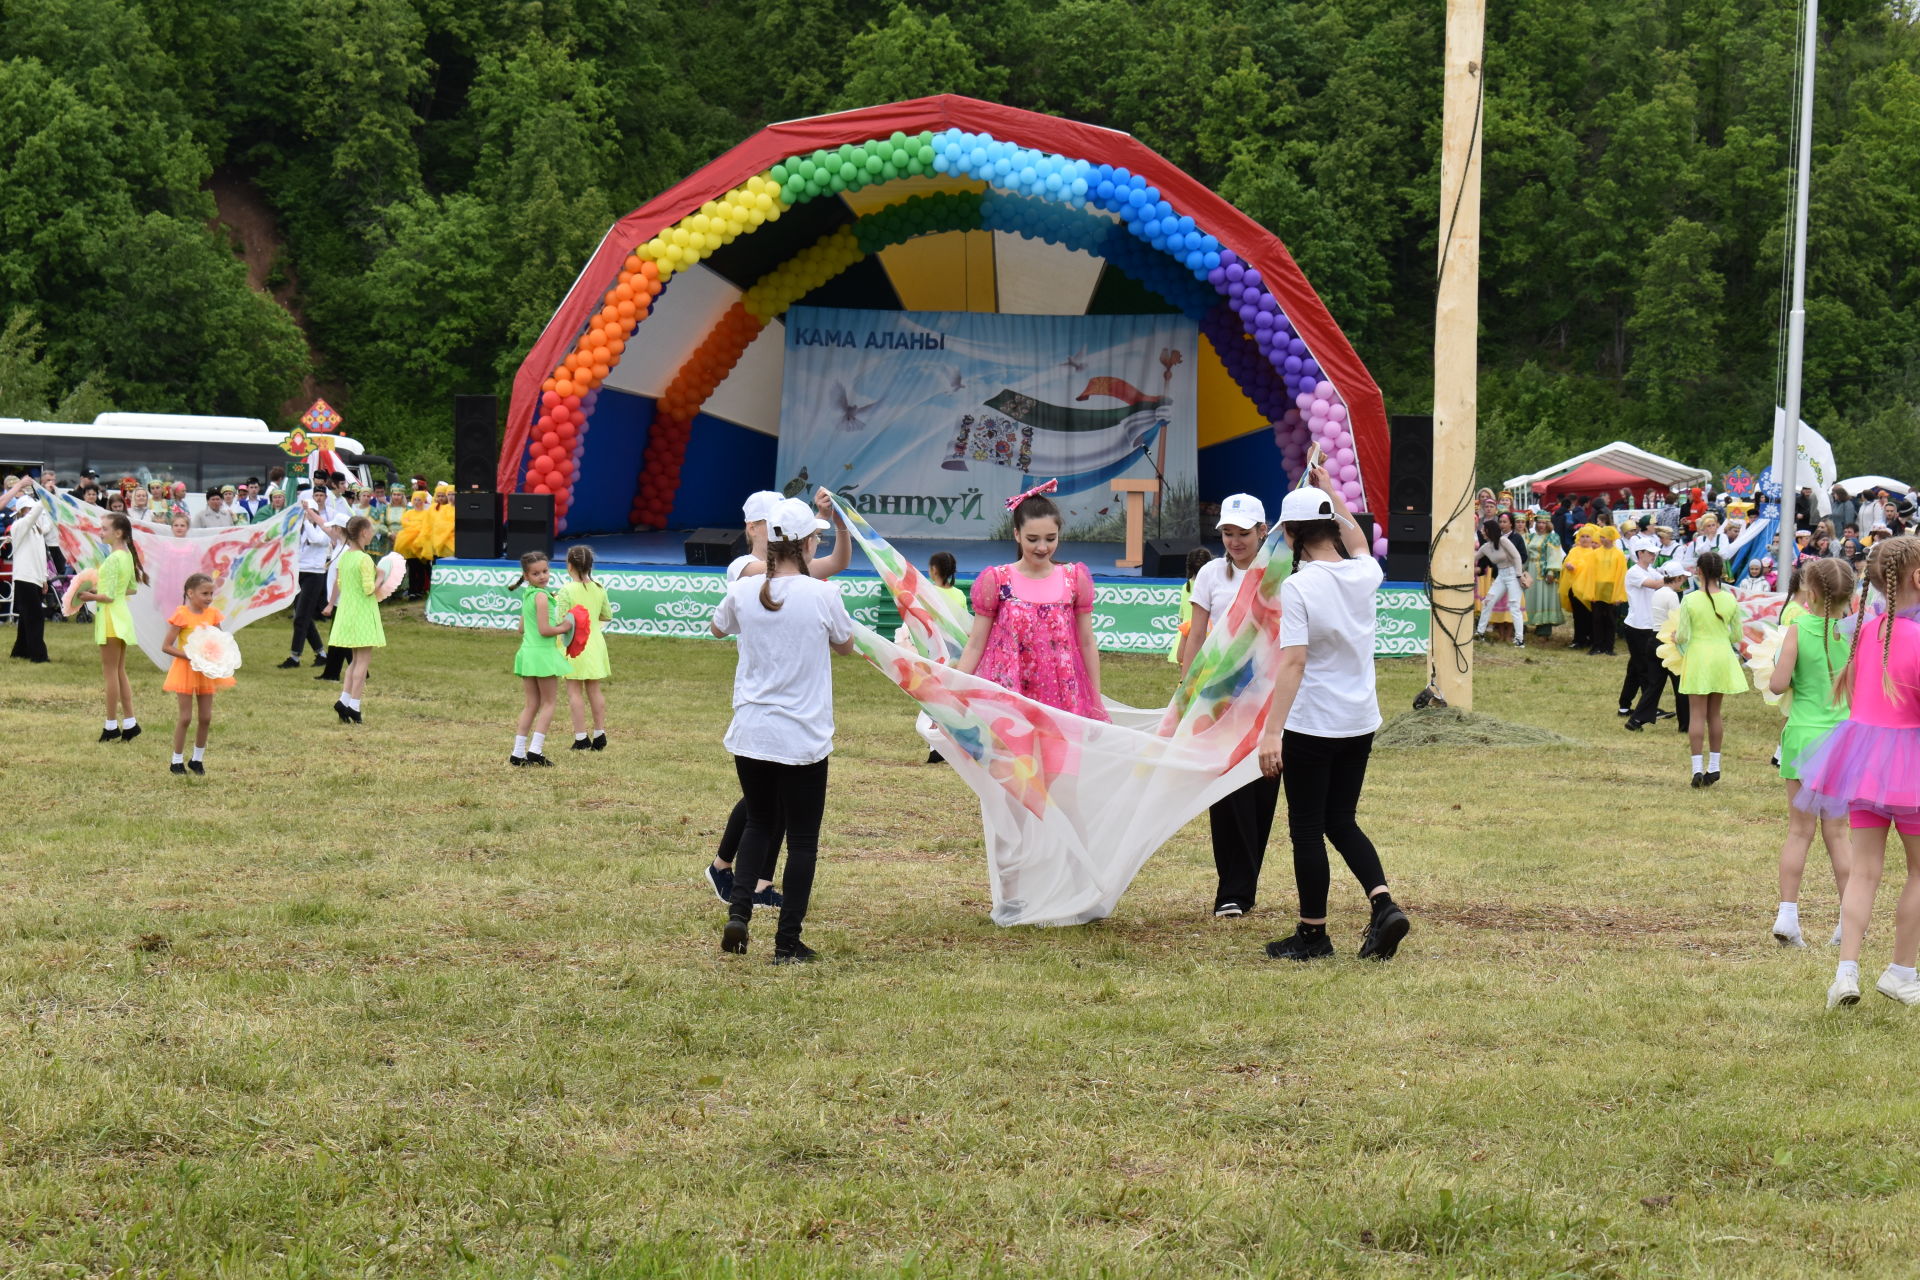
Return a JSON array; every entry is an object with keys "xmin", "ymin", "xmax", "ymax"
[
  {"xmin": 752, "ymin": 886, "xmax": 785, "ymax": 910},
  {"xmin": 704, "ymin": 864, "xmax": 734, "ymax": 903}
]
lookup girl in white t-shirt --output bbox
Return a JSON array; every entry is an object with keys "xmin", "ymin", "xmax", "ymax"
[
  {"xmin": 1180, "ymin": 492, "xmax": 1281, "ymax": 918},
  {"xmin": 1258, "ymin": 468, "xmax": 1410, "ymax": 963},
  {"xmin": 709, "ymin": 498, "xmax": 857, "ymax": 962}
]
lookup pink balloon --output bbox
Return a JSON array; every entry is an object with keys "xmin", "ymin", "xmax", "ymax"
[
  {"xmin": 1295, "ymin": 392, "xmax": 1314, "ymax": 410},
  {"xmin": 1327, "ymin": 404, "xmax": 1348, "ymax": 423},
  {"xmin": 1315, "ymin": 380, "xmax": 1335, "ymax": 399},
  {"xmin": 1311, "ymin": 398, "xmax": 1330, "ymax": 415},
  {"xmin": 1338, "ymin": 463, "xmax": 1357, "ymax": 482},
  {"xmin": 1336, "ymin": 446, "xmax": 1355, "ymax": 464},
  {"xmin": 1372, "ymin": 535, "xmax": 1389, "ymax": 556},
  {"xmin": 1342, "ymin": 479, "xmax": 1363, "ymax": 501}
]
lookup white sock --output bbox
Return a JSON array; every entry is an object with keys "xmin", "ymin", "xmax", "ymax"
[
  {"xmin": 1776, "ymin": 902, "xmax": 1799, "ymax": 928},
  {"xmin": 1708, "ymin": 752, "xmax": 1722, "ymax": 772},
  {"xmin": 593, "ymin": 729, "xmax": 605, "ymax": 739},
  {"xmin": 122, "ymin": 716, "xmax": 136, "ymax": 729},
  {"xmin": 1690, "ymin": 754, "xmax": 1704, "ymax": 774},
  {"xmin": 530, "ymin": 732, "xmax": 546, "ymax": 755},
  {"xmin": 512, "ymin": 734, "xmax": 528, "ymax": 758},
  {"xmin": 1888, "ymin": 964, "xmax": 1917, "ymax": 985},
  {"xmin": 1837, "ymin": 960, "xmax": 1859, "ymax": 980},
  {"xmin": 105, "ymin": 719, "xmax": 118, "ymax": 730},
  {"xmin": 345, "ymin": 694, "xmax": 360, "ymax": 711},
  {"xmin": 171, "ymin": 752, "xmax": 184, "ymax": 765},
  {"xmin": 1831, "ymin": 921, "xmax": 1845, "ymax": 945},
  {"xmin": 191, "ymin": 745, "xmax": 205, "ymax": 762},
  {"xmin": 574, "ymin": 732, "xmax": 589, "ymax": 742}
]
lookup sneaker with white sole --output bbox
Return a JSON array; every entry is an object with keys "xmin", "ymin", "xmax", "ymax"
[
  {"xmin": 1213, "ymin": 902, "xmax": 1246, "ymax": 919},
  {"xmin": 1827, "ymin": 972, "xmax": 1862, "ymax": 1009},
  {"xmin": 703, "ymin": 863, "xmax": 735, "ymax": 903},
  {"xmin": 1875, "ymin": 970, "xmax": 1920, "ymax": 1006}
]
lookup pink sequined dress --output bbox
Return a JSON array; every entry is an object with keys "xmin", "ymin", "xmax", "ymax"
[
  {"xmin": 1794, "ymin": 607, "xmax": 1920, "ymax": 821},
  {"xmin": 971, "ymin": 561, "xmax": 1109, "ymax": 721}
]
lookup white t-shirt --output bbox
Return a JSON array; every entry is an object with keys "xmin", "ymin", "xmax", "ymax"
[
  {"xmin": 712, "ymin": 574, "xmax": 854, "ymax": 765},
  {"xmin": 1277, "ymin": 554, "xmax": 1384, "ymax": 738},
  {"xmin": 1648, "ymin": 585, "xmax": 1681, "ymax": 632},
  {"xmin": 296, "ymin": 514, "xmax": 332, "ymax": 572},
  {"xmin": 1189, "ymin": 556, "xmax": 1256, "ymax": 630},
  {"xmin": 1623, "ymin": 563, "xmax": 1664, "ymax": 629},
  {"xmin": 724, "ymin": 553, "xmax": 756, "ymax": 584}
]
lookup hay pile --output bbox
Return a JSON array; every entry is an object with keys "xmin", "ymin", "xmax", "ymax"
[{"xmin": 1374, "ymin": 707, "xmax": 1574, "ymax": 749}]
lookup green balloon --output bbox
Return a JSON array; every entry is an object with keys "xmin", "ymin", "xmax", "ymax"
[
  {"xmin": 770, "ymin": 164, "xmax": 789, "ymax": 183},
  {"xmin": 906, "ymin": 158, "xmax": 925, "ymax": 177},
  {"xmin": 917, "ymin": 145, "xmax": 935, "ymax": 165},
  {"xmin": 839, "ymin": 161, "xmax": 858, "ymax": 182},
  {"xmin": 881, "ymin": 162, "xmax": 899, "ymax": 181},
  {"xmin": 796, "ymin": 160, "xmax": 815, "ymax": 180},
  {"xmin": 829, "ymin": 174, "xmax": 847, "ymax": 192},
  {"xmin": 862, "ymin": 153, "xmax": 882, "ymax": 175}
]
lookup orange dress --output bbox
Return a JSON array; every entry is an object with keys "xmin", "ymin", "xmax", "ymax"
[{"xmin": 163, "ymin": 605, "xmax": 237, "ymax": 695}]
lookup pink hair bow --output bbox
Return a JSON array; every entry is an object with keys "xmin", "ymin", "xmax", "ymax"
[{"xmin": 1004, "ymin": 478, "xmax": 1058, "ymax": 512}]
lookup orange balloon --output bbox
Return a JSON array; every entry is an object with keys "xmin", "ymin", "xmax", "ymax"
[
  {"xmin": 591, "ymin": 363, "xmax": 610, "ymax": 380},
  {"xmin": 555, "ymin": 379, "xmax": 576, "ymax": 397},
  {"xmin": 639, "ymin": 261, "xmax": 659, "ymax": 280}
]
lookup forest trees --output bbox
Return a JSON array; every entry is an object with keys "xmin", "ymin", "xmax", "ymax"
[{"xmin": 0, "ymin": 0, "xmax": 1914, "ymax": 486}]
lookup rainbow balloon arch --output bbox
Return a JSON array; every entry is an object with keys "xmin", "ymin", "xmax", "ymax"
[{"xmin": 501, "ymin": 96, "xmax": 1390, "ymax": 556}]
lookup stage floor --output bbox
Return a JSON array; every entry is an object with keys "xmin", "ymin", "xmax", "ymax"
[{"xmin": 555, "ymin": 529, "xmax": 1219, "ymax": 579}]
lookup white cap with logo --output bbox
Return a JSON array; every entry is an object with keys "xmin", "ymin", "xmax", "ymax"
[
  {"xmin": 769, "ymin": 497, "xmax": 830, "ymax": 542},
  {"xmin": 1216, "ymin": 493, "xmax": 1267, "ymax": 530}
]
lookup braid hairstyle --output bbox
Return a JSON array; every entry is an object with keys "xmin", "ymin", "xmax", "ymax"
[
  {"xmin": 1834, "ymin": 535, "xmax": 1920, "ymax": 707},
  {"xmin": 759, "ymin": 536, "xmax": 810, "ymax": 613},
  {"xmin": 566, "ymin": 543, "xmax": 597, "ymax": 587},
  {"xmin": 1799, "ymin": 555, "xmax": 1855, "ymax": 685},
  {"xmin": 1286, "ymin": 519, "xmax": 1351, "ymax": 575},
  {"xmin": 508, "ymin": 551, "xmax": 547, "ymax": 592}
]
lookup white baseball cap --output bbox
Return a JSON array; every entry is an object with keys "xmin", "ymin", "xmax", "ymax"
[
  {"xmin": 1630, "ymin": 536, "xmax": 1659, "ymax": 556},
  {"xmin": 741, "ymin": 490, "xmax": 782, "ymax": 525},
  {"xmin": 1278, "ymin": 487, "xmax": 1337, "ymax": 524},
  {"xmin": 1215, "ymin": 493, "xmax": 1267, "ymax": 531},
  {"xmin": 769, "ymin": 497, "xmax": 829, "ymax": 542}
]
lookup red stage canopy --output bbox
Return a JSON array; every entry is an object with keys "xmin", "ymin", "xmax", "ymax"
[{"xmin": 1530, "ymin": 461, "xmax": 1659, "ymax": 499}]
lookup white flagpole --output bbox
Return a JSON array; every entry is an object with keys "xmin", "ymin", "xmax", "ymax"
[{"xmin": 1776, "ymin": 0, "xmax": 1819, "ymax": 573}]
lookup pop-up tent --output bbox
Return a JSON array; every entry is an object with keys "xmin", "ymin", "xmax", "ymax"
[
  {"xmin": 1529, "ymin": 461, "xmax": 1664, "ymax": 500},
  {"xmin": 1505, "ymin": 442, "xmax": 1709, "ymax": 497},
  {"xmin": 500, "ymin": 96, "xmax": 1388, "ymax": 543}
]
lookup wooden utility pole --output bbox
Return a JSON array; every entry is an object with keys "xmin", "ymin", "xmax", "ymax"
[{"xmin": 1431, "ymin": 0, "xmax": 1484, "ymax": 710}]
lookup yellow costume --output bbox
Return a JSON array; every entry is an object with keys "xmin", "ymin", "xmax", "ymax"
[
  {"xmin": 1560, "ymin": 527, "xmax": 1596, "ymax": 613},
  {"xmin": 1587, "ymin": 526, "xmax": 1628, "ymax": 607},
  {"xmin": 393, "ymin": 492, "xmax": 435, "ymax": 559},
  {"xmin": 428, "ymin": 483, "xmax": 456, "ymax": 559}
]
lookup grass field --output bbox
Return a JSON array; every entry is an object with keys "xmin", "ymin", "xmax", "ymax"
[{"xmin": 4, "ymin": 606, "xmax": 1919, "ymax": 1278}]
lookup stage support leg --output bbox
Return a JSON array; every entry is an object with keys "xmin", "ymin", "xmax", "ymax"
[
  {"xmin": 1432, "ymin": 0, "xmax": 1484, "ymax": 711},
  {"xmin": 1113, "ymin": 479, "xmax": 1158, "ymax": 570}
]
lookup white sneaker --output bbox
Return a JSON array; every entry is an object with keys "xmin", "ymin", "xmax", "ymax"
[
  {"xmin": 1875, "ymin": 970, "xmax": 1920, "ymax": 1007},
  {"xmin": 1773, "ymin": 921, "xmax": 1806, "ymax": 948},
  {"xmin": 1827, "ymin": 972, "xmax": 1862, "ymax": 1009}
]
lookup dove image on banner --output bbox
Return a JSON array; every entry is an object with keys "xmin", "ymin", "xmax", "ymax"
[{"xmin": 777, "ymin": 307, "xmax": 1198, "ymax": 539}]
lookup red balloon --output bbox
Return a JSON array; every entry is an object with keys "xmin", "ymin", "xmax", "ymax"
[{"xmin": 532, "ymin": 483, "xmax": 552, "ymax": 495}]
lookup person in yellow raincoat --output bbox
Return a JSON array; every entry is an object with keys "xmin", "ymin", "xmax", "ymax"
[
  {"xmin": 1561, "ymin": 525, "xmax": 1596, "ymax": 649},
  {"xmin": 1584, "ymin": 524, "xmax": 1629, "ymax": 657},
  {"xmin": 428, "ymin": 482, "xmax": 457, "ymax": 559},
  {"xmin": 393, "ymin": 488, "xmax": 436, "ymax": 599}
]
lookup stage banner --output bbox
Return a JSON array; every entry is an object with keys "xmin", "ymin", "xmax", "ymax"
[
  {"xmin": 426, "ymin": 564, "xmax": 1429, "ymax": 656},
  {"xmin": 776, "ymin": 307, "xmax": 1199, "ymax": 540}
]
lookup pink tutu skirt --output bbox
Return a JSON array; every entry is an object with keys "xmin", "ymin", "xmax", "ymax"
[{"xmin": 1793, "ymin": 722, "xmax": 1920, "ymax": 819}]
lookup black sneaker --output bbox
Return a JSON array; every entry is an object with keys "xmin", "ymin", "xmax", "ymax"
[
  {"xmin": 1654, "ymin": 709, "xmax": 1675, "ymax": 720},
  {"xmin": 277, "ymin": 657, "xmax": 301, "ymax": 669},
  {"xmin": 721, "ymin": 918, "xmax": 749, "ymax": 954},
  {"xmin": 187, "ymin": 760, "xmax": 205, "ymax": 776},
  {"xmin": 169, "ymin": 761, "xmax": 187, "ymax": 775},
  {"xmin": 1359, "ymin": 902, "xmax": 1410, "ymax": 960},
  {"xmin": 1616, "ymin": 707, "xmax": 1632, "ymax": 716},
  {"xmin": 311, "ymin": 653, "xmax": 327, "ymax": 667},
  {"xmin": 1690, "ymin": 772, "xmax": 1704, "ymax": 788},
  {"xmin": 1703, "ymin": 770, "xmax": 1720, "ymax": 787},
  {"xmin": 1622, "ymin": 718, "xmax": 1644, "ymax": 732},
  {"xmin": 590, "ymin": 732, "xmax": 607, "ymax": 751},
  {"xmin": 524, "ymin": 752, "xmax": 553, "ymax": 767},
  {"xmin": 927, "ymin": 749, "xmax": 946, "ymax": 764},
  {"xmin": 569, "ymin": 736, "xmax": 591, "ymax": 750},
  {"xmin": 752, "ymin": 886, "xmax": 785, "ymax": 910},
  {"xmin": 771, "ymin": 940, "xmax": 817, "ymax": 964},
  {"xmin": 1264, "ymin": 927, "xmax": 1334, "ymax": 961},
  {"xmin": 119, "ymin": 723, "xmax": 141, "ymax": 743},
  {"xmin": 1213, "ymin": 902, "xmax": 1246, "ymax": 919},
  {"xmin": 509, "ymin": 754, "xmax": 527, "ymax": 767},
  {"xmin": 704, "ymin": 864, "xmax": 735, "ymax": 903},
  {"xmin": 98, "ymin": 727, "xmax": 121, "ymax": 742}
]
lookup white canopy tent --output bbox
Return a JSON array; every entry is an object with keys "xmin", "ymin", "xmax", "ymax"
[
  {"xmin": 1837, "ymin": 474, "xmax": 1911, "ymax": 497},
  {"xmin": 1504, "ymin": 441, "xmax": 1711, "ymax": 498}
]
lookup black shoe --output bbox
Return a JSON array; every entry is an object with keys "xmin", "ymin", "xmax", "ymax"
[
  {"xmin": 119, "ymin": 723, "xmax": 141, "ymax": 743},
  {"xmin": 277, "ymin": 657, "xmax": 301, "ymax": 669},
  {"xmin": 509, "ymin": 754, "xmax": 527, "ymax": 767},
  {"xmin": 569, "ymin": 736, "xmax": 591, "ymax": 750},
  {"xmin": 334, "ymin": 700, "xmax": 352, "ymax": 723},
  {"xmin": 349, "ymin": 707, "xmax": 363, "ymax": 724},
  {"xmin": 1623, "ymin": 718, "xmax": 1644, "ymax": 732},
  {"xmin": 1654, "ymin": 709, "xmax": 1675, "ymax": 720},
  {"xmin": 771, "ymin": 940, "xmax": 817, "ymax": 964},
  {"xmin": 722, "ymin": 918, "xmax": 749, "ymax": 954},
  {"xmin": 704, "ymin": 864, "xmax": 735, "ymax": 903},
  {"xmin": 927, "ymin": 749, "xmax": 946, "ymax": 764},
  {"xmin": 1704, "ymin": 770, "xmax": 1720, "ymax": 787},
  {"xmin": 1264, "ymin": 926, "xmax": 1334, "ymax": 961},
  {"xmin": 187, "ymin": 760, "xmax": 205, "ymax": 775},
  {"xmin": 98, "ymin": 727, "xmax": 121, "ymax": 742},
  {"xmin": 1359, "ymin": 901, "xmax": 1410, "ymax": 960},
  {"xmin": 1213, "ymin": 901, "xmax": 1246, "ymax": 919},
  {"xmin": 311, "ymin": 653, "xmax": 327, "ymax": 667},
  {"xmin": 1691, "ymin": 772, "xmax": 1705, "ymax": 788},
  {"xmin": 314, "ymin": 671, "xmax": 340, "ymax": 682},
  {"xmin": 590, "ymin": 732, "xmax": 607, "ymax": 751},
  {"xmin": 1617, "ymin": 707, "xmax": 1632, "ymax": 716},
  {"xmin": 524, "ymin": 752, "xmax": 553, "ymax": 767},
  {"xmin": 169, "ymin": 761, "xmax": 187, "ymax": 775}
]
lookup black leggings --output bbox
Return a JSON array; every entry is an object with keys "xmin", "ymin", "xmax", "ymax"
[
  {"xmin": 729, "ymin": 756, "xmax": 827, "ymax": 941},
  {"xmin": 1209, "ymin": 773, "xmax": 1280, "ymax": 909},
  {"xmin": 1281, "ymin": 730, "xmax": 1387, "ymax": 920},
  {"xmin": 717, "ymin": 796, "xmax": 785, "ymax": 880}
]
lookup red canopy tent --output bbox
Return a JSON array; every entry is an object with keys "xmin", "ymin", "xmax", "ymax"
[{"xmin": 1529, "ymin": 461, "xmax": 1658, "ymax": 499}]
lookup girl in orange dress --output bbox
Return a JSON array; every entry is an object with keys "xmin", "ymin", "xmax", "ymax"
[{"xmin": 161, "ymin": 572, "xmax": 235, "ymax": 775}]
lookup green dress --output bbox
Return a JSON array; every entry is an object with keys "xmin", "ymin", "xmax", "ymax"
[
  {"xmin": 1521, "ymin": 530, "xmax": 1566, "ymax": 627},
  {"xmin": 559, "ymin": 579, "xmax": 612, "ymax": 681},
  {"xmin": 1780, "ymin": 610, "xmax": 1851, "ymax": 780},
  {"xmin": 1675, "ymin": 586, "xmax": 1748, "ymax": 696},
  {"xmin": 92, "ymin": 548, "xmax": 137, "ymax": 644},
  {"xmin": 512, "ymin": 587, "xmax": 571, "ymax": 678},
  {"xmin": 328, "ymin": 547, "xmax": 386, "ymax": 648}
]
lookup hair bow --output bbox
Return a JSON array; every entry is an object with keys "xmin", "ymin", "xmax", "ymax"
[{"xmin": 1004, "ymin": 478, "xmax": 1058, "ymax": 512}]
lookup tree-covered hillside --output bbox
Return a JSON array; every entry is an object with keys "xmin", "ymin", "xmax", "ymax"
[{"xmin": 2, "ymin": 0, "xmax": 1915, "ymax": 486}]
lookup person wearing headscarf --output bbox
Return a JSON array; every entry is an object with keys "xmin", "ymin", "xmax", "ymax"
[
  {"xmin": 1584, "ymin": 525, "xmax": 1628, "ymax": 656},
  {"xmin": 1521, "ymin": 509, "xmax": 1566, "ymax": 639},
  {"xmin": 394, "ymin": 487, "xmax": 436, "ymax": 599},
  {"xmin": 428, "ymin": 482, "xmax": 456, "ymax": 560},
  {"xmin": 1561, "ymin": 525, "xmax": 1596, "ymax": 649}
]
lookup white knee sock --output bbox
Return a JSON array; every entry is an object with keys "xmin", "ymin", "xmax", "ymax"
[
  {"xmin": 1708, "ymin": 752, "xmax": 1722, "ymax": 772},
  {"xmin": 1776, "ymin": 902, "xmax": 1799, "ymax": 927},
  {"xmin": 191, "ymin": 745, "xmax": 205, "ymax": 762},
  {"xmin": 1690, "ymin": 754, "xmax": 1704, "ymax": 774},
  {"xmin": 529, "ymin": 732, "xmax": 546, "ymax": 755},
  {"xmin": 512, "ymin": 734, "xmax": 528, "ymax": 758}
]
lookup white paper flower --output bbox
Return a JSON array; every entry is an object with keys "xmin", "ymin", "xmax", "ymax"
[{"xmin": 185, "ymin": 626, "xmax": 243, "ymax": 680}]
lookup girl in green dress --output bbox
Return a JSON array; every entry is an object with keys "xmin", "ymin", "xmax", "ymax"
[
  {"xmin": 322, "ymin": 515, "xmax": 385, "ymax": 725},
  {"xmin": 509, "ymin": 550, "xmax": 575, "ymax": 766},
  {"xmin": 76, "ymin": 512, "xmax": 147, "ymax": 742},
  {"xmin": 1674, "ymin": 550, "xmax": 1748, "ymax": 788},
  {"xmin": 1765, "ymin": 556, "xmax": 1856, "ymax": 947},
  {"xmin": 560, "ymin": 545, "xmax": 612, "ymax": 751}
]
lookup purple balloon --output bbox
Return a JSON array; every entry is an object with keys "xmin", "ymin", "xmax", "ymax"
[
  {"xmin": 1208, "ymin": 267, "xmax": 1226, "ymax": 286},
  {"xmin": 1301, "ymin": 358, "xmax": 1320, "ymax": 378},
  {"xmin": 1254, "ymin": 311, "xmax": 1273, "ymax": 330},
  {"xmin": 1295, "ymin": 392, "xmax": 1314, "ymax": 410},
  {"xmin": 1283, "ymin": 355, "xmax": 1303, "ymax": 374},
  {"xmin": 1244, "ymin": 270, "xmax": 1262, "ymax": 289},
  {"xmin": 1289, "ymin": 338, "xmax": 1307, "ymax": 357},
  {"xmin": 1225, "ymin": 262, "xmax": 1245, "ymax": 282}
]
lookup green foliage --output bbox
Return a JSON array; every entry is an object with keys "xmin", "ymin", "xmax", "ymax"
[
  {"xmin": 0, "ymin": 308, "xmax": 113, "ymax": 421},
  {"xmin": 0, "ymin": 0, "xmax": 1914, "ymax": 486}
]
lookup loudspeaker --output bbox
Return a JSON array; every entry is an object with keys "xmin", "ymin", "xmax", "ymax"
[
  {"xmin": 503, "ymin": 492, "xmax": 554, "ymax": 559},
  {"xmin": 453, "ymin": 491, "xmax": 498, "ymax": 560},
  {"xmin": 1144, "ymin": 538, "xmax": 1204, "ymax": 578},
  {"xmin": 684, "ymin": 528, "xmax": 749, "ymax": 566},
  {"xmin": 1385, "ymin": 512, "xmax": 1433, "ymax": 583},
  {"xmin": 453, "ymin": 395, "xmax": 499, "ymax": 492},
  {"xmin": 1387, "ymin": 413, "xmax": 1433, "ymax": 514},
  {"xmin": 1351, "ymin": 510, "xmax": 1376, "ymax": 548}
]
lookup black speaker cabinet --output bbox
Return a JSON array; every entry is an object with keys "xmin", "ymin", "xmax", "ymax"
[
  {"xmin": 1385, "ymin": 511, "xmax": 1433, "ymax": 583},
  {"xmin": 453, "ymin": 394, "xmax": 499, "ymax": 493},
  {"xmin": 684, "ymin": 528, "xmax": 749, "ymax": 566},
  {"xmin": 503, "ymin": 492, "xmax": 554, "ymax": 559},
  {"xmin": 1387, "ymin": 413, "xmax": 1434, "ymax": 514},
  {"xmin": 453, "ymin": 491, "xmax": 498, "ymax": 560},
  {"xmin": 1351, "ymin": 510, "xmax": 1376, "ymax": 548},
  {"xmin": 1143, "ymin": 538, "xmax": 1205, "ymax": 578}
]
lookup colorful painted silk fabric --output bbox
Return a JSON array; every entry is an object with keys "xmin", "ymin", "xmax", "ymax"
[
  {"xmin": 47, "ymin": 491, "xmax": 303, "ymax": 672},
  {"xmin": 833, "ymin": 498, "xmax": 1289, "ymax": 926}
]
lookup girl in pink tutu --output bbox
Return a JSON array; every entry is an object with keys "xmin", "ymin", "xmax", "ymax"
[
  {"xmin": 956, "ymin": 481, "xmax": 1108, "ymax": 721},
  {"xmin": 1803, "ymin": 536, "xmax": 1920, "ymax": 1009}
]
